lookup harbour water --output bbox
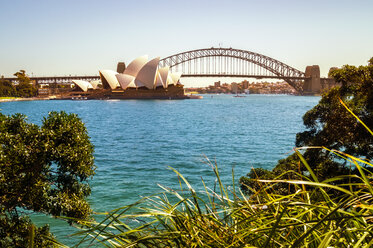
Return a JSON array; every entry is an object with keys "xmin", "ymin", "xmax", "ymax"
[{"xmin": 0, "ymin": 94, "xmax": 319, "ymax": 244}]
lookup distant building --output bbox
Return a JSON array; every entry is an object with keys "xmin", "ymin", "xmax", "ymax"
[
  {"xmin": 231, "ymin": 82, "xmax": 238, "ymax": 93},
  {"xmin": 38, "ymin": 88, "xmax": 50, "ymax": 95},
  {"xmin": 214, "ymin": 81, "xmax": 221, "ymax": 88},
  {"xmin": 242, "ymin": 80, "xmax": 249, "ymax": 89}
]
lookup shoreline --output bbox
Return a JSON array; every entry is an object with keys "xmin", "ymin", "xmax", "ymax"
[
  {"xmin": 0, "ymin": 97, "xmax": 51, "ymax": 102},
  {"xmin": 0, "ymin": 93, "xmax": 317, "ymax": 103}
]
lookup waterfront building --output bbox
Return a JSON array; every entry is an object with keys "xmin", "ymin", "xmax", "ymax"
[
  {"xmin": 71, "ymin": 55, "xmax": 186, "ymax": 99},
  {"xmin": 242, "ymin": 80, "xmax": 249, "ymax": 89},
  {"xmin": 231, "ymin": 82, "xmax": 238, "ymax": 94}
]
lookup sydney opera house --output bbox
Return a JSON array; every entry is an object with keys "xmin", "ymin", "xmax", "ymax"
[{"xmin": 70, "ymin": 55, "xmax": 187, "ymax": 99}]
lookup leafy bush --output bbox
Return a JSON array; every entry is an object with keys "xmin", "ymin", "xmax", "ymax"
[
  {"xmin": 0, "ymin": 111, "xmax": 95, "ymax": 247},
  {"xmin": 0, "ymin": 213, "xmax": 54, "ymax": 248}
]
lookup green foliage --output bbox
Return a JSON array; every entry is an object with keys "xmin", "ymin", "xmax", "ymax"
[
  {"xmin": 14, "ymin": 70, "xmax": 37, "ymax": 97},
  {"xmin": 240, "ymin": 57, "xmax": 373, "ymax": 194},
  {"xmin": 0, "ymin": 70, "xmax": 37, "ymax": 97},
  {"xmin": 0, "ymin": 213, "xmax": 54, "ymax": 247},
  {"xmin": 16, "ymin": 81, "xmax": 37, "ymax": 97},
  {"xmin": 299, "ymin": 58, "xmax": 373, "ymax": 161},
  {"xmin": 0, "ymin": 111, "xmax": 95, "ymax": 246},
  {"xmin": 0, "ymin": 78, "xmax": 16, "ymax": 97}
]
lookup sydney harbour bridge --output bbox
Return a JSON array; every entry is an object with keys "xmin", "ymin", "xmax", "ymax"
[
  {"xmin": 4, "ymin": 47, "xmax": 335, "ymax": 95},
  {"xmin": 159, "ymin": 48, "xmax": 307, "ymax": 93}
]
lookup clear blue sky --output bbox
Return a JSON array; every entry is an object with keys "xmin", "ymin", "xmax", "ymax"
[{"xmin": 1, "ymin": 0, "xmax": 372, "ymax": 86}]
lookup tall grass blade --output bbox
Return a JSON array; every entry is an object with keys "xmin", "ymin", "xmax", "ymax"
[{"xmin": 339, "ymin": 98, "xmax": 373, "ymax": 135}]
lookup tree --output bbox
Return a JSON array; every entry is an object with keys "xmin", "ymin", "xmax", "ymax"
[
  {"xmin": 0, "ymin": 77, "xmax": 16, "ymax": 97},
  {"xmin": 13, "ymin": 70, "xmax": 37, "ymax": 97},
  {"xmin": 240, "ymin": 57, "xmax": 373, "ymax": 194},
  {"xmin": 0, "ymin": 111, "xmax": 95, "ymax": 246}
]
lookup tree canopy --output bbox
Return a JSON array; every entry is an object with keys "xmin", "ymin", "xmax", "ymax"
[
  {"xmin": 0, "ymin": 111, "xmax": 95, "ymax": 247},
  {"xmin": 240, "ymin": 57, "xmax": 373, "ymax": 194},
  {"xmin": 0, "ymin": 70, "xmax": 37, "ymax": 98},
  {"xmin": 0, "ymin": 78, "xmax": 16, "ymax": 97}
]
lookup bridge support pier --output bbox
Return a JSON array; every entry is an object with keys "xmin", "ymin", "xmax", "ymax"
[{"xmin": 303, "ymin": 65, "xmax": 321, "ymax": 95}]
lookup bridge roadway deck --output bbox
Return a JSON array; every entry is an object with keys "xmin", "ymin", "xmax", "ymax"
[
  {"xmin": 181, "ymin": 74, "xmax": 307, "ymax": 80},
  {"xmin": 3, "ymin": 74, "xmax": 308, "ymax": 84},
  {"xmin": 3, "ymin": 76, "xmax": 101, "ymax": 84}
]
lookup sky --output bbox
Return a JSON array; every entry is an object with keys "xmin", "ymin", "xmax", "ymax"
[{"xmin": 0, "ymin": 0, "xmax": 372, "ymax": 87}]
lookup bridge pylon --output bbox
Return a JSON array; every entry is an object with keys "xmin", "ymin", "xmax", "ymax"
[
  {"xmin": 303, "ymin": 65, "xmax": 340, "ymax": 95},
  {"xmin": 303, "ymin": 65, "xmax": 321, "ymax": 94}
]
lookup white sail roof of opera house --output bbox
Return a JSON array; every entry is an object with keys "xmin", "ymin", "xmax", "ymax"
[
  {"xmin": 116, "ymin": 74, "xmax": 136, "ymax": 89},
  {"xmin": 123, "ymin": 55, "xmax": 148, "ymax": 77},
  {"xmin": 170, "ymin": 71, "xmax": 182, "ymax": 86},
  {"xmin": 99, "ymin": 70, "xmax": 120, "ymax": 89},
  {"xmin": 165, "ymin": 71, "xmax": 181, "ymax": 87},
  {"xmin": 72, "ymin": 80, "xmax": 93, "ymax": 92},
  {"xmin": 158, "ymin": 67, "xmax": 169, "ymax": 88},
  {"xmin": 154, "ymin": 72, "xmax": 163, "ymax": 88},
  {"xmin": 89, "ymin": 80, "xmax": 101, "ymax": 89},
  {"xmin": 135, "ymin": 57, "xmax": 160, "ymax": 89},
  {"xmin": 96, "ymin": 55, "xmax": 183, "ymax": 91}
]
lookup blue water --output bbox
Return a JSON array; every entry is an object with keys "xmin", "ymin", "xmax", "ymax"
[{"xmin": 0, "ymin": 94, "xmax": 319, "ymax": 245}]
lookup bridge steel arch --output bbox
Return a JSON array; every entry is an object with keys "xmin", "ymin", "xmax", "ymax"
[{"xmin": 159, "ymin": 48, "xmax": 306, "ymax": 93}]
